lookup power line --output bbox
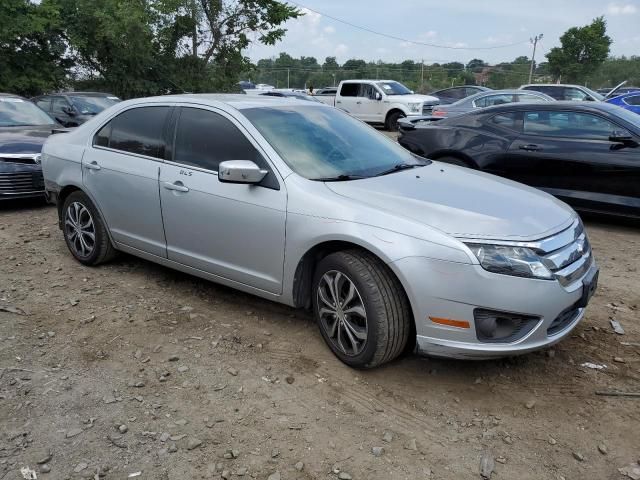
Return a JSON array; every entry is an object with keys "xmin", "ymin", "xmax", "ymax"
[{"xmin": 285, "ymin": 1, "xmax": 530, "ymax": 50}]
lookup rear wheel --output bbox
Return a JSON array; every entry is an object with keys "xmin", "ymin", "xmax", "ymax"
[
  {"xmin": 386, "ymin": 111, "xmax": 405, "ymax": 132},
  {"xmin": 62, "ymin": 191, "xmax": 116, "ymax": 266},
  {"xmin": 312, "ymin": 250, "xmax": 411, "ymax": 368}
]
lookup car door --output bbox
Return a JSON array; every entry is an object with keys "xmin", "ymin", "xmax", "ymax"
[
  {"xmin": 83, "ymin": 105, "xmax": 170, "ymax": 257},
  {"xmin": 508, "ymin": 109, "xmax": 640, "ymax": 213},
  {"xmin": 159, "ymin": 106, "xmax": 287, "ymax": 294},
  {"xmin": 355, "ymin": 84, "xmax": 383, "ymax": 122},
  {"xmin": 336, "ymin": 83, "xmax": 360, "ymax": 115}
]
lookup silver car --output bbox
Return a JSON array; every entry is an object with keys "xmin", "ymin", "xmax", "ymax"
[
  {"xmin": 42, "ymin": 95, "xmax": 598, "ymax": 367},
  {"xmin": 432, "ymin": 89, "xmax": 553, "ymax": 118}
]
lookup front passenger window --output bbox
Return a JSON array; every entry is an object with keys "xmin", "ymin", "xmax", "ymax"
[{"xmin": 173, "ymin": 108, "xmax": 265, "ymax": 172}]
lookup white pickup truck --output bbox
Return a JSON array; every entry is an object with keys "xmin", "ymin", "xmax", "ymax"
[{"xmin": 315, "ymin": 80, "xmax": 439, "ymax": 130}]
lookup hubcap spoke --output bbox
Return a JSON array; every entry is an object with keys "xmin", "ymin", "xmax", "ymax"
[
  {"xmin": 65, "ymin": 202, "xmax": 96, "ymax": 258},
  {"xmin": 317, "ymin": 270, "xmax": 368, "ymax": 357}
]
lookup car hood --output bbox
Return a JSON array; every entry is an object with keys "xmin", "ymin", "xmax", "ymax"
[
  {"xmin": 0, "ymin": 125, "xmax": 54, "ymax": 154},
  {"xmin": 325, "ymin": 163, "xmax": 575, "ymax": 241},
  {"xmin": 392, "ymin": 94, "xmax": 439, "ymax": 104}
]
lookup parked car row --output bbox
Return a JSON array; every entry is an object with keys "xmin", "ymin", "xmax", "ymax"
[{"xmin": 398, "ymin": 101, "xmax": 640, "ymax": 218}]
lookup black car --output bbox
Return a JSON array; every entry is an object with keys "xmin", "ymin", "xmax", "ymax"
[
  {"xmin": 397, "ymin": 102, "xmax": 640, "ymax": 218},
  {"xmin": 32, "ymin": 91, "xmax": 120, "ymax": 127},
  {"xmin": 1, "ymin": 93, "xmax": 59, "ymax": 200},
  {"xmin": 428, "ymin": 86, "xmax": 491, "ymax": 105}
]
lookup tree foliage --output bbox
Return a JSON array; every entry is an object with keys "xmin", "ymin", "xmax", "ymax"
[
  {"xmin": 546, "ymin": 17, "xmax": 612, "ymax": 83},
  {"xmin": 0, "ymin": 0, "xmax": 71, "ymax": 96}
]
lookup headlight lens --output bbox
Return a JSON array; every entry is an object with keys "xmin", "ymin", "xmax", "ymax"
[
  {"xmin": 465, "ymin": 243, "xmax": 553, "ymax": 280},
  {"xmin": 407, "ymin": 102, "xmax": 422, "ymax": 113}
]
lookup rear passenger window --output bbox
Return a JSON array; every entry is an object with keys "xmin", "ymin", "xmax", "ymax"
[
  {"xmin": 95, "ymin": 106, "xmax": 169, "ymax": 158},
  {"xmin": 173, "ymin": 108, "xmax": 264, "ymax": 172},
  {"xmin": 625, "ymin": 95, "xmax": 640, "ymax": 106},
  {"xmin": 340, "ymin": 83, "xmax": 359, "ymax": 97},
  {"xmin": 491, "ymin": 112, "xmax": 519, "ymax": 131}
]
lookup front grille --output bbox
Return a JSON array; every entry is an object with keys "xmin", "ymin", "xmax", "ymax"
[
  {"xmin": 547, "ymin": 304, "xmax": 581, "ymax": 336},
  {"xmin": 0, "ymin": 154, "xmax": 39, "ymax": 164},
  {"xmin": 422, "ymin": 104, "xmax": 436, "ymax": 115},
  {"xmin": 538, "ymin": 219, "xmax": 593, "ymax": 286},
  {"xmin": 0, "ymin": 172, "xmax": 44, "ymax": 194}
]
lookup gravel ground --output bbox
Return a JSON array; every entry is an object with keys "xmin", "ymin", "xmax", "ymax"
[{"xmin": 1, "ymin": 199, "xmax": 639, "ymax": 480}]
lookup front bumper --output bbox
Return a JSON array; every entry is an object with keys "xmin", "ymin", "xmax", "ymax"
[{"xmin": 390, "ymin": 256, "xmax": 598, "ymax": 360}]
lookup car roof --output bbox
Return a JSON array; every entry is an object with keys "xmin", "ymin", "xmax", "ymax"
[
  {"xmin": 471, "ymin": 100, "xmax": 624, "ymax": 114},
  {"xmin": 41, "ymin": 91, "xmax": 117, "ymax": 97},
  {"xmin": 114, "ymin": 93, "xmax": 323, "ymax": 110},
  {"xmin": 0, "ymin": 92, "xmax": 24, "ymax": 98},
  {"xmin": 520, "ymin": 84, "xmax": 587, "ymax": 88}
]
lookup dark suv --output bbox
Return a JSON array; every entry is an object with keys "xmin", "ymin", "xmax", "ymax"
[
  {"xmin": 1, "ymin": 93, "xmax": 58, "ymax": 200},
  {"xmin": 32, "ymin": 92, "xmax": 121, "ymax": 127}
]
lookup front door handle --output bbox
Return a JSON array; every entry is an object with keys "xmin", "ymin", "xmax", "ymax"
[
  {"xmin": 356, "ymin": 101, "xmax": 362, "ymax": 104},
  {"xmin": 163, "ymin": 181, "xmax": 189, "ymax": 193},
  {"xmin": 336, "ymin": 100, "xmax": 342, "ymax": 104},
  {"xmin": 519, "ymin": 144, "xmax": 541, "ymax": 152},
  {"xmin": 85, "ymin": 161, "xmax": 101, "ymax": 171}
]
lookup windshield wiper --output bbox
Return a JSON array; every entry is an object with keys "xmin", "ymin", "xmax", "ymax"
[
  {"xmin": 375, "ymin": 163, "xmax": 424, "ymax": 177},
  {"xmin": 312, "ymin": 174, "xmax": 367, "ymax": 182}
]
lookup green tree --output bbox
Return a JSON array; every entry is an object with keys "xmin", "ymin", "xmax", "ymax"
[
  {"xmin": 546, "ymin": 17, "xmax": 612, "ymax": 83},
  {"xmin": 0, "ymin": 0, "xmax": 71, "ymax": 96}
]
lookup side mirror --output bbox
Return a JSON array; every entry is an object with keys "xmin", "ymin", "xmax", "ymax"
[
  {"xmin": 218, "ymin": 160, "xmax": 268, "ymax": 184},
  {"xmin": 375, "ymin": 92, "xmax": 382, "ymax": 101},
  {"xmin": 62, "ymin": 106, "xmax": 76, "ymax": 116},
  {"xmin": 609, "ymin": 132, "xmax": 638, "ymax": 147}
]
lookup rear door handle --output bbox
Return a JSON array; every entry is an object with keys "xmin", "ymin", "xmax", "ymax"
[
  {"xmin": 163, "ymin": 181, "xmax": 189, "ymax": 193},
  {"xmin": 336, "ymin": 100, "xmax": 342, "ymax": 104},
  {"xmin": 85, "ymin": 161, "xmax": 101, "ymax": 171},
  {"xmin": 519, "ymin": 144, "xmax": 541, "ymax": 152}
]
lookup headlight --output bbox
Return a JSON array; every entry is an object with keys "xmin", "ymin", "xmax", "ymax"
[
  {"xmin": 465, "ymin": 243, "xmax": 553, "ymax": 280},
  {"xmin": 407, "ymin": 102, "xmax": 422, "ymax": 113}
]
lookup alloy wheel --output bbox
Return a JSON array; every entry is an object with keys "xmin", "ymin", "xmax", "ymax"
[
  {"xmin": 316, "ymin": 270, "xmax": 368, "ymax": 356},
  {"xmin": 64, "ymin": 201, "xmax": 96, "ymax": 258}
]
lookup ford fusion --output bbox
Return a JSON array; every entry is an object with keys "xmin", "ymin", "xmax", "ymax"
[
  {"xmin": 0, "ymin": 93, "xmax": 58, "ymax": 200},
  {"xmin": 42, "ymin": 95, "xmax": 598, "ymax": 367}
]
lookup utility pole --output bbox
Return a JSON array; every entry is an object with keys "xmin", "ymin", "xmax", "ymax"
[
  {"xmin": 287, "ymin": 68, "xmax": 290, "ymax": 89},
  {"xmin": 191, "ymin": 0, "xmax": 198, "ymax": 57},
  {"xmin": 421, "ymin": 59, "xmax": 424, "ymax": 92},
  {"xmin": 529, "ymin": 34, "xmax": 543, "ymax": 84}
]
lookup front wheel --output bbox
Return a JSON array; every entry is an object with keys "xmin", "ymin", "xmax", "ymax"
[
  {"xmin": 312, "ymin": 250, "xmax": 412, "ymax": 368},
  {"xmin": 61, "ymin": 191, "xmax": 116, "ymax": 265},
  {"xmin": 386, "ymin": 111, "xmax": 405, "ymax": 132}
]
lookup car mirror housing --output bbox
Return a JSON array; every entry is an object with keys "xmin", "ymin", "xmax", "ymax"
[
  {"xmin": 375, "ymin": 92, "xmax": 382, "ymax": 101},
  {"xmin": 62, "ymin": 106, "xmax": 76, "ymax": 116},
  {"xmin": 218, "ymin": 160, "xmax": 268, "ymax": 184},
  {"xmin": 609, "ymin": 133, "xmax": 638, "ymax": 147}
]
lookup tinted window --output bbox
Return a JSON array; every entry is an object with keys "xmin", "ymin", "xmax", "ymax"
[
  {"xmin": 340, "ymin": 83, "xmax": 359, "ymax": 97},
  {"xmin": 475, "ymin": 94, "xmax": 515, "ymax": 108},
  {"xmin": 447, "ymin": 88, "xmax": 467, "ymax": 100},
  {"xmin": 108, "ymin": 107, "xmax": 169, "ymax": 158},
  {"xmin": 524, "ymin": 111, "xmax": 622, "ymax": 139},
  {"xmin": 52, "ymin": 97, "xmax": 69, "ymax": 115},
  {"xmin": 563, "ymin": 87, "xmax": 589, "ymax": 101},
  {"xmin": 525, "ymin": 86, "xmax": 564, "ymax": 100},
  {"xmin": 515, "ymin": 93, "xmax": 548, "ymax": 103},
  {"xmin": 35, "ymin": 97, "xmax": 51, "ymax": 111},
  {"xmin": 94, "ymin": 122, "xmax": 111, "ymax": 147},
  {"xmin": 491, "ymin": 112, "xmax": 519, "ymax": 131},
  {"xmin": 173, "ymin": 108, "xmax": 264, "ymax": 172},
  {"xmin": 625, "ymin": 95, "xmax": 640, "ymax": 106},
  {"xmin": 359, "ymin": 84, "xmax": 376, "ymax": 99}
]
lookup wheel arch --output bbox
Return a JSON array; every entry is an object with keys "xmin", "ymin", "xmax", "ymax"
[{"xmin": 385, "ymin": 107, "xmax": 406, "ymax": 125}]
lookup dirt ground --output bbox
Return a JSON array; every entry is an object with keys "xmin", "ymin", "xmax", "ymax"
[{"xmin": 1, "ymin": 199, "xmax": 639, "ymax": 480}]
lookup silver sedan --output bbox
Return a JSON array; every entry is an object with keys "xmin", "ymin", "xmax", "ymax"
[
  {"xmin": 432, "ymin": 89, "xmax": 554, "ymax": 118},
  {"xmin": 41, "ymin": 95, "xmax": 597, "ymax": 367}
]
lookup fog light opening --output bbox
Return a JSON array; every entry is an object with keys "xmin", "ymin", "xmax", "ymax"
[{"xmin": 474, "ymin": 309, "xmax": 539, "ymax": 343}]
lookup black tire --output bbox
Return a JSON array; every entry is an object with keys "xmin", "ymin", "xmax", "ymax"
[
  {"xmin": 436, "ymin": 156, "xmax": 473, "ymax": 168},
  {"xmin": 386, "ymin": 111, "xmax": 405, "ymax": 132},
  {"xmin": 61, "ymin": 191, "xmax": 116, "ymax": 266},
  {"xmin": 312, "ymin": 250, "xmax": 411, "ymax": 368}
]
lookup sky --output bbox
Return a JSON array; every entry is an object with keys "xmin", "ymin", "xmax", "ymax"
[{"xmin": 245, "ymin": 0, "xmax": 640, "ymax": 65}]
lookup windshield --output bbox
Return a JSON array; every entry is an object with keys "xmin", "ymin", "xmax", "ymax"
[
  {"xmin": 70, "ymin": 95, "xmax": 120, "ymax": 115},
  {"xmin": 243, "ymin": 105, "xmax": 425, "ymax": 180},
  {"xmin": 0, "ymin": 97, "xmax": 56, "ymax": 127},
  {"xmin": 376, "ymin": 81, "xmax": 412, "ymax": 96}
]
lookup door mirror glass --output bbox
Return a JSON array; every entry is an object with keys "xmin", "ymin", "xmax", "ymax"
[
  {"xmin": 375, "ymin": 92, "xmax": 382, "ymax": 101},
  {"xmin": 63, "ymin": 106, "xmax": 76, "ymax": 116},
  {"xmin": 218, "ymin": 160, "xmax": 268, "ymax": 184}
]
